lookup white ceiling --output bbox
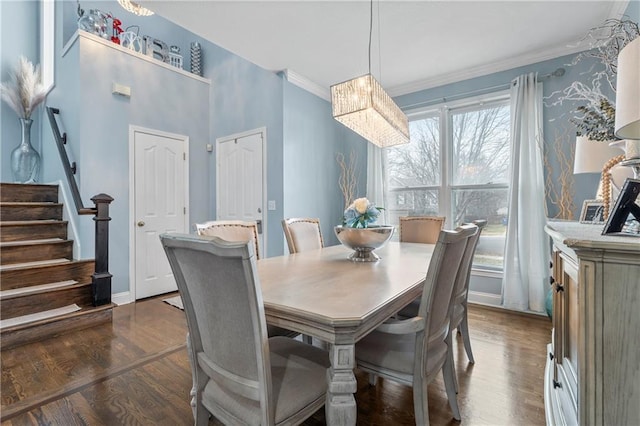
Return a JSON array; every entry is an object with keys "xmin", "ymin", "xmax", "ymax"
[{"xmin": 142, "ymin": 1, "xmax": 628, "ymax": 98}]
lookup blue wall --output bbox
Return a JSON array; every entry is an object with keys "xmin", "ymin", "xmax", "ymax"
[
  {"xmin": 2, "ymin": 0, "xmax": 637, "ymax": 299},
  {"xmin": 1, "ymin": 0, "xmax": 41, "ymax": 182},
  {"xmin": 282, "ymin": 80, "xmax": 367, "ymax": 247}
]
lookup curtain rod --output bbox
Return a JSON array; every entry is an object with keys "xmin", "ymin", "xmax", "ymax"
[{"xmin": 401, "ymin": 67, "xmax": 565, "ymax": 111}]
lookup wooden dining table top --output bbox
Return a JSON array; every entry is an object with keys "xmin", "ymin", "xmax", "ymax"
[{"xmin": 257, "ymin": 241, "xmax": 434, "ymax": 344}]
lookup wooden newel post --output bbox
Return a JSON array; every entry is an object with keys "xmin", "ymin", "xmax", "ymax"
[{"xmin": 91, "ymin": 193, "xmax": 113, "ymax": 306}]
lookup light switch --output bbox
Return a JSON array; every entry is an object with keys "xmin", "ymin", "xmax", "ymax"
[
  {"xmin": 268, "ymin": 200, "xmax": 276, "ymax": 210},
  {"xmin": 206, "ymin": 143, "xmax": 213, "ymax": 152}
]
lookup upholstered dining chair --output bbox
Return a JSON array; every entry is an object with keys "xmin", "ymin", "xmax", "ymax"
[
  {"xmin": 281, "ymin": 218, "xmax": 324, "ymax": 254},
  {"xmin": 195, "ymin": 220, "xmax": 298, "ymax": 339},
  {"xmin": 195, "ymin": 220, "xmax": 261, "ymax": 259},
  {"xmin": 450, "ymin": 219, "xmax": 486, "ymax": 365},
  {"xmin": 355, "ymin": 224, "xmax": 477, "ymax": 426},
  {"xmin": 399, "ymin": 216, "xmax": 446, "ymax": 244},
  {"xmin": 160, "ymin": 233, "xmax": 330, "ymax": 425}
]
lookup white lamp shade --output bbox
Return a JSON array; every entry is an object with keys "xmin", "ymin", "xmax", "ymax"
[
  {"xmin": 615, "ymin": 37, "xmax": 640, "ymax": 139},
  {"xmin": 574, "ymin": 136, "xmax": 622, "ymax": 174}
]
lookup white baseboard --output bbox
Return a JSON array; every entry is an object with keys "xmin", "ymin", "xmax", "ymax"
[
  {"xmin": 468, "ymin": 290, "xmax": 502, "ymax": 306},
  {"xmin": 112, "ymin": 291, "xmax": 133, "ymax": 306}
]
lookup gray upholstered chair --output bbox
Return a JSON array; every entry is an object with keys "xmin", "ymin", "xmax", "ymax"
[
  {"xmin": 195, "ymin": 220, "xmax": 298, "ymax": 339},
  {"xmin": 399, "ymin": 216, "xmax": 446, "ymax": 244},
  {"xmin": 160, "ymin": 233, "xmax": 330, "ymax": 425},
  {"xmin": 355, "ymin": 224, "xmax": 477, "ymax": 426},
  {"xmin": 281, "ymin": 218, "xmax": 324, "ymax": 254},
  {"xmin": 195, "ymin": 220, "xmax": 261, "ymax": 259},
  {"xmin": 450, "ymin": 219, "xmax": 486, "ymax": 365}
]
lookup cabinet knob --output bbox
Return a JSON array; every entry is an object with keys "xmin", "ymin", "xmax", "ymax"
[
  {"xmin": 549, "ymin": 276, "xmax": 555, "ymax": 285},
  {"xmin": 555, "ymin": 283, "xmax": 564, "ymax": 293},
  {"xmin": 549, "ymin": 261, "xmax": 553, "ymax": 269}
]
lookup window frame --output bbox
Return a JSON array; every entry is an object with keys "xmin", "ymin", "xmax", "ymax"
[{"xmin": 385, "ymin": 90, "xmax": 511, "ymax": 273}]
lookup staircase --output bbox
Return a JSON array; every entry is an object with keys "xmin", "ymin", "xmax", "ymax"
[{"xmin": 0, "ymin": 183, "xmax": 113, "ymax": 350}]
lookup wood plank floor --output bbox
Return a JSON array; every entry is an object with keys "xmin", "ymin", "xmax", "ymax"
[{"xmin": 1, "ymin": 295, "xmax": 551, "ymax": 425}]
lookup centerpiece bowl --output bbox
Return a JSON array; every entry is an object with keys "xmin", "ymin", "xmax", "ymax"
[{"xmin": 334, "ymin": 225, "xmax": 395, "ymax": 262}]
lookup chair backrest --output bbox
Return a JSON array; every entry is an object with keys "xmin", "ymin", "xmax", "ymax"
[
  {"xmin": 452, "ymin": 221, "xmax": 486, "ymax": 305},
  {"xmin": 195, "ymin": 220, "xmax": 261, "ymax": 259},
  {"xmin": 282, "ymin": 218, "xmax": 324, "ymax": 253},
  {"xmin": 451, "ymin": 220, "xmax": 487, "ymax": 307},
  {"xmin": 160, "ymin": 233, "xmax": 274, "ymax": 419},
  {"xmin": 399, "ymin": 216, "xmax": 446, "ymax": 244},
  {"xmin": 415, "ymin": 224, "xmax": 477, "ymax": 373}
]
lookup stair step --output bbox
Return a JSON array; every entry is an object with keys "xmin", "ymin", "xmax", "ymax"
[
  {"xmin": 0, "ymin": 183, "xmax": 58, "ymax": 203},
  {"xmin": 0, "ymin": 239, "xmax": 73, "ymax": 265},
  {"xmin": 0, "ymin": 258, "xmax": 70, "ymax": 272},
  {"xmin": 1, "ymin": 237, "xmax": 63, "ymax": 246},
  {"xmin": 1, "ymin": 304, "xmax": 113, "ymax": 350},
  {"xmin": 0, "ymin": 220, "xmax": 67, "ymax": 242},
  {"xmin": 0, "ymin": 282, "xmax": 93, "ymax": 320},
  {"xmin": 0, "ymin": 304, "xmax": 81, "ymax": 330},
  {"xmin": 1, "ymin": 259, "xmax": 94, "ymax": 290},
  {"xmin": 0, "ymin": 202, "xmax": 63, "ymax": 221},
  {"xmin": 0, "ymin": 280, "xmax": 78, "ymax": 299}
]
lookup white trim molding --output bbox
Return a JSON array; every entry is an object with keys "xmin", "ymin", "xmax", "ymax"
[
  {"xmin": 111, "ymin": 291, "xmax": 133, "ymax": 306},
  {"xmin": 283, "ymin": 69, "xmax": 330, "ymax": 101}
]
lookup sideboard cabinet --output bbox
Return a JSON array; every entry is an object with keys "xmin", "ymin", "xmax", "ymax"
[{"xmin": 544, "ymin": 221, "xmax": 640, "ymax": 425}]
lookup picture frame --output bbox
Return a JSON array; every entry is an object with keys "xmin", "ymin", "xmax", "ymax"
[
  {"xmin": 579, "ymin": 200, "xmax": 605, "ymax": 224},
  {"xmin": 602, "ymin": 178, "xmax": 640, "ymax": 236}
]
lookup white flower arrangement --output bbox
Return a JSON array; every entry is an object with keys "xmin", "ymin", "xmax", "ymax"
[
  {"xmin": 0, "ymin": 56, "xmax": 48, "ymax": 120},
  {"xmin": 342, "ymin": 197, "xmax": 383, "ymax": 228}
]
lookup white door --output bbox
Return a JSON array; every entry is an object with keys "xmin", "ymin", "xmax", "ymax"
[
  {"xmin": 133, "ymin": 128, "xmax": 188, "ymax": 299},
  {"xmin": 216, "ymin": 130, "xmax": 265, "ymax": 253}
]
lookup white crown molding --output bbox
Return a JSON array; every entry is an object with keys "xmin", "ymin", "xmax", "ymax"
[
  {"xmin": 388, "ymin": 1, "xmax": 631, "ymax": 98},
  {"xmin": 387, "ymin": 42, "xmax": 590, "ymax": 97},
  {"xmin": 283, "ymin": 69, "xmax": 331, "ymax": 101}
]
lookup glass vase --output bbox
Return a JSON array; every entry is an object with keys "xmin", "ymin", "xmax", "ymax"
[{"xmin": 10, "ymin": 118, "xmax": 40, "ymax": 183}]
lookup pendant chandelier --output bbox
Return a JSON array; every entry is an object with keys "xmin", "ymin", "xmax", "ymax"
[
  {"xmin": 330, "ymin": 1, "xmax": 409, "ymax": 148},
  {"xmin": 117, "ymin": 0, "xmax": 154, "ymax": 16}
]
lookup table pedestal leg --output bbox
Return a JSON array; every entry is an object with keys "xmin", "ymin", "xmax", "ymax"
[{"xmin": 326, "ymin": 344, "xmax": 357, "ymax": 425}]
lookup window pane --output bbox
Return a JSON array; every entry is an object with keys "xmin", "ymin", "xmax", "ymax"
[
  {"xmin": 386, "ymin": 115, "xmax": 440, "ymax": 188},
  {"xmin": 452, "ymin": 188, "xmax": 508, "ymax": 269},
  {"xmin": 386, "ymin": 189, "xmax": 439, "ymax": 228},
  {"xmin": 451, "ymin": 104, "xmax": 510, "ymax": 185}
]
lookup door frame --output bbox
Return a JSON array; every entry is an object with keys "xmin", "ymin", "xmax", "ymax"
[
  {"xmin": 215, "ymin": 127, "xmax": 268, "ymax": 255},
  {"xmin": 128, "ymin": 125, "xmax": 190, "ymax": 301}
]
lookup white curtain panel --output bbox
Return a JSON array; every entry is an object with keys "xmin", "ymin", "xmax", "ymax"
[
  {"xmin": 366, "ymin": 143, "xmax": 389, "ymax": 224},
  {"xmin": 502, "ymin": 73, "xmax": 549, "ymax": 313}
]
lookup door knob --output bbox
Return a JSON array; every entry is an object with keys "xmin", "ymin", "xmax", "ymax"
[{"xmin": 137, "ymin": 221, "xmax": 145, "ymax": 227}]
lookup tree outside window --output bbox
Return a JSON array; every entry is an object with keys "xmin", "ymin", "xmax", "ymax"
[{"xmin": 385, "ymin": 96, "xmax": 511, "ymax": 270}]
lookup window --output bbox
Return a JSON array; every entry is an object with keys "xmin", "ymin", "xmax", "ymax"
[{"xmin": 384, "ymin": 94, "xmax": 511, "ymax": 271}]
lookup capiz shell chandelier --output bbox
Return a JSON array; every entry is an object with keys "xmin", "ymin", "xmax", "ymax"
[
  {"xmin": 117, "ymin": 0, "xmax": 154, "ymax": 16},
  {"xmin": 331, "ymin": 74, "xmax": 409, "ymax": 148}
]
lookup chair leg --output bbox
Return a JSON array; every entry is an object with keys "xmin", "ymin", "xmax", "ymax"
[
  {"xmin": 460, "ymin": 305, "xmax": 475, "ymax": 364},
  {"xmin": 413, "ymin": 375, "xmax": 430, "ymax": 426},
  {"xmin": 368, "ymin": 373, "xmax": 377, "ymax": 386},
  {"xmin": 447, "ymin": 332, "xmax": 459, "ymax": 394},
  {"xmin": 303, "ymin": 334, "xmax": 313, "ymax": 344},
  {"xmin": 443, "ymin": 333, "xmax": 461, "ymax": 421}
]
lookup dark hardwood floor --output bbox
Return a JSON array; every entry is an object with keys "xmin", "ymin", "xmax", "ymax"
[{"xmin": 1, "ymin": 295, "xmax": 551, "ymax": 425}]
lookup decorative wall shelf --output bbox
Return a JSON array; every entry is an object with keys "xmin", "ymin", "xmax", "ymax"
[{"xmin": 62, "ymin": 30, "xmax": 211, "ymax": 85}]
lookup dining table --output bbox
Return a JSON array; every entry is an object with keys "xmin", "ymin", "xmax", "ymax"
[{"xmin": 257, "ymin": 241, "xmax": 435, "ymax": 426}]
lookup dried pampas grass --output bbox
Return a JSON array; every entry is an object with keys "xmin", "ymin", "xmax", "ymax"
[{"xmin": 0, "ymin": 56, "xmax": 48, "ymax": 120}]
